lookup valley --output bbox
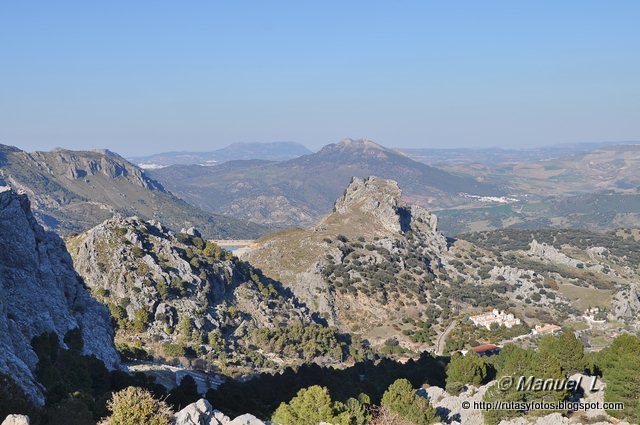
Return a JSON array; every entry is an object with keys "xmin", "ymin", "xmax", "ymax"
[{"xmin": 1, "ymin": 143, "xmax": 640, "ymax": 425}]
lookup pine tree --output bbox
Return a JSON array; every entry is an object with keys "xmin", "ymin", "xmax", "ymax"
[{"xmin": 380, "ymin": 379, "xmax": 437, "ymax": 425}]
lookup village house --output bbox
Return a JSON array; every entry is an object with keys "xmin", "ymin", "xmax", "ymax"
[{"xmin": 469, "ymin": 309, "xmax": 521, "ymax": 330}]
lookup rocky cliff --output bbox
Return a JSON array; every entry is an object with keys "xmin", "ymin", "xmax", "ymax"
[
  {"xmin": 66, "ymin": 216, "xmax": 327, "ymax": 372},
  {"xmin": 0, "ymin": 186, "xmax": 119, "ymax": 405}
]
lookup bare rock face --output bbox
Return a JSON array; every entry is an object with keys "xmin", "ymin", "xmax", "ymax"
[
  {"xmin": 0, "ymin": 188, "xmax": 119, "ymax": 405},
  {"xmin": 173, "ymin": 399, "xmax": 266, "ymax": 425},
  {"xmin": 613, "ymin": 282, "xmax": 640, "ymax": 321},
  {"xmin": 332, "ymin": 176, "xmax": 404, "ymax": 233},
  {"xmin": 528, "ymin": 240, "xmax": 579, "ymax": 267},
  {"xmin": 0, "ymin": 415, "xmax": 30, "ymax": 425}
]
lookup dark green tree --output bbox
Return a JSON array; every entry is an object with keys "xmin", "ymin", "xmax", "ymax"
[
  {"xmin": 380, "ymin": 379, "xmax": 437, "ymax": 425},
  {"xmin": 596, "ymin": 334, "xmax": 640, "ymax": 422},
  {"xmin": 537, "ymin": 332, "xmax": 585, "ymax": 374},
  {"xmin": 446, "ymin": 353, "xmax": 488, "ymax": 394}
]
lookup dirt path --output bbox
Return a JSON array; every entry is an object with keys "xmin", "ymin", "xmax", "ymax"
[{"xmin": 436, "ymin": 320, "xmax": 457, "ymax": 355}]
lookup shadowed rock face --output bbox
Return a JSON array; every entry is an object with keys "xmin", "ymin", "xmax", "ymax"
[{"xmin": 0, "ymin": 187, "xmax": 119, "ymax": 405}]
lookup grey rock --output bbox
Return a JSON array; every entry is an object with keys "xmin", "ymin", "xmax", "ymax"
[
  {"xmin": 1, "ymin": 415, "xmax": 30, "ymax": 425},
  {"xmin": 174, "ymin": 399, "xmax": 223, "ymax": 425},
  {"xmin": 0, "ymin": 189, "xmax": 118, "ymax": 405},
  {"xmin": 332, "ymin": 176, "xmax": 403, "ymax": 233},
  {"xmin": 228, "ymin": 414, "xmax": 265, "ymax": 425},
  {"xmin": 172, "ymin": 399, "xmax": 266, "ymax": 425}
]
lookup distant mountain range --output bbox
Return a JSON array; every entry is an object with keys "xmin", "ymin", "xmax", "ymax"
[
  {"xmin": 148, "ymin": 139, "xmax": 503, "ymax": 226},
  {"xmin": 129, "ymin": 141, "xmax": 312, "ymax": 168},
  {"xmin": 401, "ymin": 141, "xmax": 640, "ymax": 165},
  {"xmin": 0, "ymin": 144, "xmax": 266, "ymax": 239}
]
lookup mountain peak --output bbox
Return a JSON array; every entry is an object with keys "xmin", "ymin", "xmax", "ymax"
[
  {"xmin": 319, "ymin": 139, "xmax": 393, "ymax": 157},
  {"xmin": 328, "ymin": 176, "xmax": 441, "ymax": 235},
  {"xmin": 338, "ymin": 138, "xmax": 384, "ymax": 148}
]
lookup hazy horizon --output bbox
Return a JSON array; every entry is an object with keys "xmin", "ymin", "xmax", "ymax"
[{"xmin": 2, "ymin": 1, "xmax": 639, "ymax": 156}]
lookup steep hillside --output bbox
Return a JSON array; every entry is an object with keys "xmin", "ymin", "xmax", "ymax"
[
  {"xmin": 130, "ymin": 141, "xmax": 312, "ymax": 167},
  {"xmin": 149, "ymin": 139, "xmax": 502, "ymax": 227},
  {"xmin": 0, "ymin": 144, "xmax": 266, "ymax": 239},
  {"xmin": 242, "ymin": 176, "xmax": 472, "ymax": 347},
  {"xmin": 0, "ymin": 187, "xmax": 119, "ymax": 405},
  {"xmin": 66, "ymin": 216, "xmax": 348, "ymax": 375},
  {"xmin": 242, "ymin": 177, "xmax": 640, "ymax": 353}
]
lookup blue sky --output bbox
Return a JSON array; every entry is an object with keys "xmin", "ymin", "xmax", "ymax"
[{"xmin": 1, "ymin": 1, "xmax": 639, "ymax": 156}]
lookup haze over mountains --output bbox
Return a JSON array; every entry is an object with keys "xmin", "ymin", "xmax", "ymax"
[
  {"xmin": 148, "ymin": 139, "xmax": 502, "ymax": 227},
  {"xmin": 3, "ymin": 139, "xmax": 640, "ymax": 238},
  {"xmin": 129, "ymin": 141, "xmax": 312, "ymax": 168}
]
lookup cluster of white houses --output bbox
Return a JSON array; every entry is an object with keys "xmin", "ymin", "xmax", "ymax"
[{"xmin": 469, "ymin": 309, "xmax": 521, "ymax": 330}]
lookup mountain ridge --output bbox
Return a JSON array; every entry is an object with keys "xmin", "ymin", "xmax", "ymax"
[
  {"xmin": 0, "ymin": 144, "xmax": 267, "ymax": 239},
  {"xmin": 148, "ymin": 139, "xmax": 502, "ymax": 227}
]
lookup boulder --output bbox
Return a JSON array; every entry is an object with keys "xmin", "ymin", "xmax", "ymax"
[
  {"xmin": 228, "ymin": 414, "xmax": 265, "ymax": 425},
  {"xmin": 1, "ymin": 415, "xmax": 30, "ymax": 425},
  {"xmin": 174, "ymin": 399, "xmax": 213, "ymax": 425}
]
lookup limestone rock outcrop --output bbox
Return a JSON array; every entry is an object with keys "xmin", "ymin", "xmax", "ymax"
[
  {"xmin": 0, "ymin": 187, "xmax": 119, "ymax": 405},
  {"xmin": 0, "ymin": 415, "xmax": 30, "ymax": 425},
  {"xmin": 173, "ymin": 399, "xmax": 266, "ymax": 425},
  {"xmin": 66, "ymin": 215, "xmax": 315, "ymax": 365}
]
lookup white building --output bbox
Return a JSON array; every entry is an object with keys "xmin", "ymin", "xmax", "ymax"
[
  {"xmin": 531, "ymin": 324, "xmax": 562, "ymax": 335},
  {"xmin": 469, "ymin": 309, "xmax": 521, "ymax": 330}
]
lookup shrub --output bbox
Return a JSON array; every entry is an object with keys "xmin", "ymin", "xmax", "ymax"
[
  {"xmin": 131, "ymin": 246, "xmax": 145, "ymax": 258},
  {"xmin": 99, "ymin": 387, "xmax": 173, "ymax": 425},
  {"xmin": 131, "ymin": 309, "xmax": 150, "ymax": 333},
  {"xmin": 446, "ymin": 353, "xmax": 488, "ymax": 394},
  {"xmin": 380, "ymin": 379, "xmax": 437, "ymax": 424}
]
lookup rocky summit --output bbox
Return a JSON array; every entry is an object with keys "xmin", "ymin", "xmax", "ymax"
[
  {"xmin": 243, "ymin": 176, "xmax": 450, "ymax": 344},
  {"xmin": 0, "ymin": 186, "xmax": 119, "ymax": 405}
]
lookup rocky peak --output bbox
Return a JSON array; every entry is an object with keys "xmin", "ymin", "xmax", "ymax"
[
  {"xmin": 330, "ymin": 176, "xmax": 440, "ymax": 236},
  {"xmin": 317, "ymin": 138, "xmax": 393, "ymax": 159},
  {"xmin": 332, "ymin": 176, "xmax": 402, "ymax": 232},
  {"xmin": 0, "ymin": 189, "xmax": 119, "ymax": 405}
]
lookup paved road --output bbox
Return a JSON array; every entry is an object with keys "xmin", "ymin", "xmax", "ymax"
[{"xmin": 436, "ymin": 320, "xmax": 457, "ymax": 355}]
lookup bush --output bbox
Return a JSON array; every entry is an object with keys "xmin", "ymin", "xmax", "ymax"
[
  {"xmin": 380, "ymin": 379, "xmax": 437, "ymax": 425},
  {"xmin": 162, "ymin": 343, "xmax": 187, "ymax": 358},
  {"xmin": 272, "ymin": 385, "xmax": 370, "ymax": 425},
  {"xmin": 99, "ymin": 387, "xmax": 173, "ymax": 425},
  {"xmin": 131, "ymin": 309, "xmax": 150, "ymax": 333},
  {"xmin": 446, "ymin": 353, "xmax": 488, "ymax": 393},
  {"xmin": 131, "ymin": 246, "xmax": 145, "ymax": 258},
  {"xmin": 167, "ymin": 375, "xmax": 199, "ymax": 411}
]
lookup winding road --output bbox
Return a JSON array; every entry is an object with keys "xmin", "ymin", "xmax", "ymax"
[{"xmin": 435, "ymin": 320, "xmax": 458, "ymax": 355}]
